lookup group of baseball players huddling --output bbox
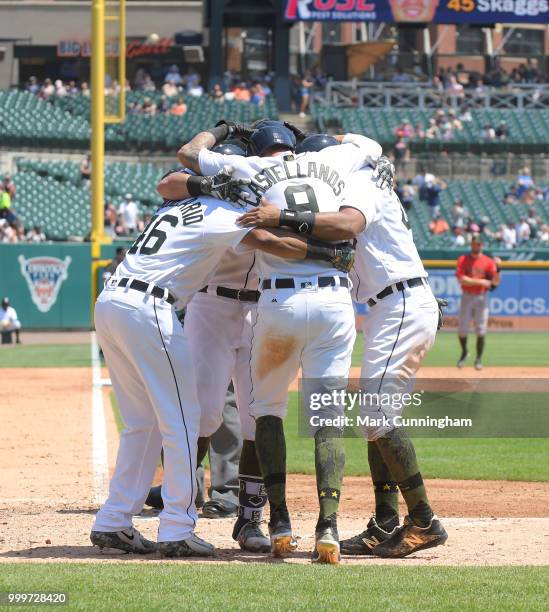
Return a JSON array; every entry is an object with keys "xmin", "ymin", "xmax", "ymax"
[{"xmin": 91, "ymin": 118, "xmax": 448, "ymax": 564}]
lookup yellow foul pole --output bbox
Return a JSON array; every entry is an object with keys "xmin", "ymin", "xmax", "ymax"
[{"xmin": 91, "ymin": 0, "xmax": 106, "ymax": 260}]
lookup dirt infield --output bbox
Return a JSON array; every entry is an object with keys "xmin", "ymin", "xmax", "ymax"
[{"xmin": 1, "ymin": 366, "xmax": 548, "ymax": 566}]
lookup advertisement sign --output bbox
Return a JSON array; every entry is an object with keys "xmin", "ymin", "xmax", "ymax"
[
  {"xmin": 354, "ymin": 268, "xmax": 549, "ymax": 330},
  {"xmin": 57, "ymin": 38, "xmax": 173, "ymax": 59},
  {"xmin": 284, "ymin": 0, "xmax": 548, "ymax": 24},
  {"xmin": 427, "ymin": 269, "xmax": 549, "ymax": 329}
]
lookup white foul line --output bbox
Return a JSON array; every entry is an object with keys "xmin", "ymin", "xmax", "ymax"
[{"xmin": 91, "ymin": 331, "xmax": 109, "ymax": 504}]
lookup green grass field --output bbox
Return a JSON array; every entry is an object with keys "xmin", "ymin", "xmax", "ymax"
[
  {"xmin": 1, "ymin": 564, "xmax": 547, "ymax": 611},
  {"xmin": 0, "ymin": 343, "xmax": 90, "ymax": 368},
  {"xmin": 352, "ymin": 331, "xmax": 549, "ymax": 367},
  {"xmin": 1, "ymin": 331, "xmax": 548, "ymax": 369}
]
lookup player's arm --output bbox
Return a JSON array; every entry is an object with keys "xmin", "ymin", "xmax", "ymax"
[
  {"xmin": 238, "ymin": 199, "xmax": 364, "ymax": 240},
  {"xmin": 241, "ymin": 229, "xmax": 354, "ymax": 272},
  {"xmin": 455, "ymin": 257, "xmax": 492, "ymax": 288},
  {"xmin": 178, "ymin": 121, "xmax": 254, "ymax": 173},
  {"xmin": 489, "ymin": 257, "xmax": 502, "ymax": 289},
  {"xmin": 458, "ymin": 275, "xmax": 492, "ymax": 289},
  {"xmin": 157, "ymin": 168, "xmax": 251, "ymax": 201},
  {"xmin": 332, "ymin": 133, "xmax": 383, "ymax": 166}
]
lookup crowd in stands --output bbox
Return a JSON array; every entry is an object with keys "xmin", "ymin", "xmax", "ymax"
[
  {"xmin": 396, "ymin": 167, "xmax": 549, "ymax": 249},
  {"xmin": 393, "ymin": 107, "xmax": 510, "ymax": 152},
  {"xmin": 389, "ymin": 58, "xmax": 546, "ymax": 88},
  {"xmin": 23, "ymin": 65, "xmax": 273, "ymax": 114},
  {"xmin": 503, "ymin": 167, "xmax": 549, "ymax": 206},
  {"xmin": 0, "ymin": 174, "xmax": 46, "ymax": 244}
]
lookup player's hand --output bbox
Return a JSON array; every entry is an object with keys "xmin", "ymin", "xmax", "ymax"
[
  {"xmin": 330, "ymin": 242, "xmax": 355, "ymax": 273},
  {"xmin": 215, "ymin": 120, "xmax": 254, "ymax": 141},
  {"xmin": 282, "ymin": 121, "xmax": 307, "ymax": 143},
  {"xmin": 205, "ymin": 167, "xmax": 252, "ymax": 202},
  {"xmin": 436, "ymin": 297, "xmax": 448, "ymax": 331},
  {"xmin": 237, "ymin": 198, "xmax": 281, "ymax": 227},
  {"xmin": 480, "ymin": 279, "xmax": 492, "ymax": 289},
  {"xmin": 375, "ymin": 156, "xmax": 395, "ymax": 191}
]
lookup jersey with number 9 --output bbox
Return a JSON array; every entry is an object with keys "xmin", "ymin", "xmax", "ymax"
[{"xmin": 198, "ymin": 133, "xmax": 382, "ymax": 278}]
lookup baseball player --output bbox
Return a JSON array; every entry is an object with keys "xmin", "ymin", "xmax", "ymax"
[
  {"xmin": 0, "ymin": 297, "xmax": 21, "ymax": 344},
  {"xmin": 178, "ymin": 122, "xmax": 384, "ymax": 563},
  {"xmin": 147, "ymin": 143, "xmax": 271, "ymax": 553},
  {"xmin": 241, "ymin": 133, "xmax": 448, "ymax": 559},
  {"xmin": 91, "ymin": 167, "xmax": 351, "ymax": 558},
  {"xmin": 456, "ymin": 234, "xmax": 501, "ymax": 370}
]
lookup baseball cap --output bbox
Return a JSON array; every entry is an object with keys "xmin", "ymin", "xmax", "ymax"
[{"xmin": 471, "ymin": 233, "xmax": 483, "ymax": 243}]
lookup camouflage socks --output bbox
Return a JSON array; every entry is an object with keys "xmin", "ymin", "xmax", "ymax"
[
  {"xmin": 375, "ymin": 428, "xmax": 433, "ymax": 528},
  {"xmin": 314, "ymin": 426, "xmax": 345, "ymax": 530},
  {"xmin": 232, "ymin": 440, "xmax": 267, "ymax": 540},
  {"xmin": 367, "ymin": 440, "xmax": 399, "ymax": 530},
  {"xmin": 254, "ymin": 416, "xmax": 289, "ymax": 522}
]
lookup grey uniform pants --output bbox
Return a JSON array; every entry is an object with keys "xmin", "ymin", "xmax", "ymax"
[
  {"xmin": 196, "ymin": 384, "xmax": 242, "ymax": 506},
  {"xmin": 458, "ymin": 291, "xmax": 489, "ymax": 336}
]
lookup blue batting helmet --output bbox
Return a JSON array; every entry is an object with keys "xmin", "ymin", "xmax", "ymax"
[
  {"xmin": 213, "ymin": 143, "xmax": 246, "ymax": 156},
  {"xmin": 251, "ymin": 118, "xmax": 284, "ymax": 130},
  {"xmin": 247, "ymin": 125, "xmax": 296, "ymax": 157},
  {"xmin": 296, "ymin": 133, "xmax": 338, "ymax": 154}
]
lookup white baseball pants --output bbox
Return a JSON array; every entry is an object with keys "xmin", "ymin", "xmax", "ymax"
[
  {"xmin": 359, "ymin": 281, "xmax": 438, "ymax": 440},
  {"xmin": 184, "ymin": 291, "xmax": 256, "ymax": 440},
  {"xmin": 92, "ymin": 288, "xmax": 200, "ymax": 542},
  {"xmin": 250, "ymin": 280, "xmax": 356, "ymax": 425}
]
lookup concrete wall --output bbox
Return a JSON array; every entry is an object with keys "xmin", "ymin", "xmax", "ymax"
[{"xmin": 0, "ymin": 0, "xmax": 202, "ymax": 87}]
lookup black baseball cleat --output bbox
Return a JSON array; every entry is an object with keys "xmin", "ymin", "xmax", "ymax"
[
  {"xmin": 457, "ymin": 351, "xmax": 469, "ymax": 368},
  {"xmin": 313, "ymin": 518, "xmax": 340, "ymax": 565},
  {"xmin": 202, "ymin": 499, "xmax": 238, "ymax": 519},
  {"xmin": 233, "ymin": 518, "xmax": 271, "ymax": 553},
  {"xmin": 340, "ymin": 517, "xmax": 399, "ymax": 556},
  {"xmin": 372, "ymin": 515, "xmax": 448, "ymax": 558}
]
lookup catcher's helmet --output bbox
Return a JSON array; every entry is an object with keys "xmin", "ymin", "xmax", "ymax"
[
  {"xmin": 296, "ymin": 133, "xmax": 338, "ymax": 154},
  {"xmin": 247, "ymin": 125, "xmax": 295, "ymax": 157},
  {"xmin": 213, "ymin": 143, "xmax": 246, "ymax": 156}
]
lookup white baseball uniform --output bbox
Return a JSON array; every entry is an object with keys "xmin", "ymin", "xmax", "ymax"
[
  {"xmin": 184, "ymin": 249, "xmax": 258, "ymax": 440},
  {"xmin": 197, "ymin": 134, "xmax": 383, "ymax": 425},
  {"xmin": 341, "ymin": 167, "xmax": 438, "ymax": 440},
  {"xmin": 93, "ymin": 195, "xmax": 252, "ymax": 542}
]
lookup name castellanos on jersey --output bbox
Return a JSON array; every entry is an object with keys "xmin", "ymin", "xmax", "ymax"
[{"xmin": 247, "ymin": 156, "xmax": 346, "ymax": 204}]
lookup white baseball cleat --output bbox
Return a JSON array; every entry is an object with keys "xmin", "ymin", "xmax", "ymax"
[
  {"xmin": 158, "ymin": 533, "xmax": 215, "ymax": 558},
  {"xmin": 90, "ymin": 527, "xmax": 157, "ymax": 554}
]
